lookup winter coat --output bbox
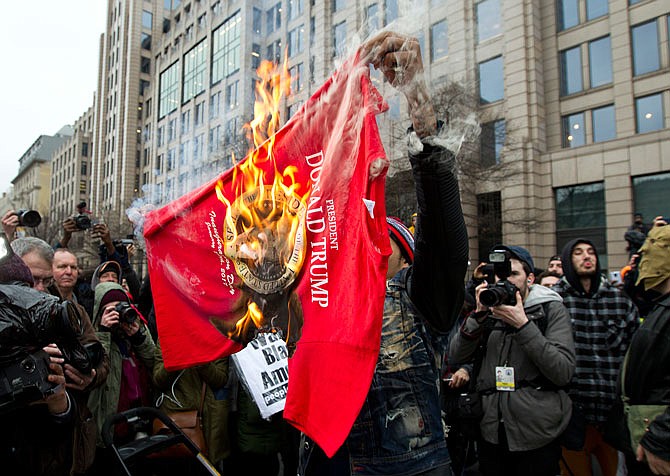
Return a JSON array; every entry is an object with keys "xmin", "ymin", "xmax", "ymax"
[
  {"xmin": 87, "ymin": 282, "xmax": 156, "ymax": 447},
  {"xmin": 152, "ymin": 343, "xmax": 231, "ymax": 464},
  {"xmin": 450, "ymin": 284, "xmax": 576, "ymax": 451},
  {"xmin": 553, "ymin": 238, "xmax": 639, "ymax": 424},
  {"xmin": 620, "ymin": 292, "xmax": 670, "ymax": 460}
]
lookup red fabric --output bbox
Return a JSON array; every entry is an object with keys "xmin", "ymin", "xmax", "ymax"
[{"xmin": 144, "ymin": 55, "xmax": 390, "ymax": 456}]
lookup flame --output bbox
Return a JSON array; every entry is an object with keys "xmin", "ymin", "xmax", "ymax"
[{"xmin": 216, "ymin": 54, "xmax": 306, "ymax": 343}]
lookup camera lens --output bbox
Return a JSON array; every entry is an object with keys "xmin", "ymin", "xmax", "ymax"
[
  {"xmin": 480, "ymin": 287, "xmax": 505, "ymax": 307},
  {"xmin": 21, "ymin": 357, "xmax": 36, "ymax": 373},
  {"xmin": 17, "ymin": 210, "xmax": 42, "ymax": 228}
]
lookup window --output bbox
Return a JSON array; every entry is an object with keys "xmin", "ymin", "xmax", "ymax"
[
  {"xmin": 289, "ymin": 63, "xmax": 304, "ymax": 91},
  {"xmin": 586, "ymin": 0, "xmax": 607, "ymax": 21},
  {"xmin": 333, "ymin": 0, "xmax": 345, "ymax": 12},
  {"xmin": 288, "ymin": 0, "xmax": 303, "ymax": 20},
  {"xmin": 212, "ymin": 12, "xmax": 241, "ymax": 84},
  {"xmin": 157, "ymin": 125, "xmax": 165, "ymax": 146},
  {"xmin": 592, "ymin": 105, "xmax": 616, "ymax": 143},
  {"xmin": 266, "ymin": 3, "xmax": 281, "ymax": 33},
  {"xmin": 198, "ymin": 13, "xmax": 207, "ymax": 29},
  {"xmin": 252, "ymin": 43, "xmax": 261, "ymax": 69},
  {"xmin": 480, "ymin": 119, "xmax": 506, "ymax": 166},
  {"xmin": 226, "ymin": 116, "xmax": 240, "ymax": 143},
  {"xmin": 168, "ymin": 118, "xmax": 177, "ymax": 142},
  {"xmin": 209, "ymin": 92, "xmax": 221, "ymax": 119},
  {"xmin": 227, "ymin": 81, "xmax": 239, "ymax": 109},
  {"xmin": 179, "ymin": 140, "xmax": 190, "ymax": 165},
  {"xmin": 82, "ymin": 143, "xmax": 89, "ymax": 157},
  {"xmin": 181, "ymin": 110, "xmax": 191, "ymax": 134},
  {"xmin": 194, "ymin": 102, "xmax": 205, "ymax": 127},
  {"xmin": 555, "ymin": 182, "xmax": 607, "ymax": 269},
  {"xmin": 183, "ymin": 40, "xmax": 208, "ymax": 103},
  {"xmin": 478, "ymin": 56, "xmax": 504, "ymax": 103},
  {"xmin": 141, "ymin": 56, "xmax": 151, "ymax": 74},
  {"xmin": 385, "ymin": 0, "xmax": 398, "ymax": 25},
  {"xmin": 476, "ymin": 0, "xmax": 501, "ymax": 43},
  {"xmin": 635, "ymin": 93, "xmax": 664, "ymax": 133},
  {"xmin": 209, "ymin": 125, "xmax": 221, "ymax": 153},
  {"xmin": 633, "ymin": 173, "xmax": 670, "ymax": 222},
  {"xmin": 167, "ymin": 148, "xmax": 175, "ymax": 171},
  {"xmin": 141, "ymin": 33, "xmax": 152, "ymax": 50},
  {"xmin": 562, "ymin": 112, "xmax": 585, "ymax": 147},
  {"xmin": 632, "ymin": 20, "xmax": 660, "ymax": 76},
  {"xmin": 253, "ymin": 7, "xmax": 262, "ymax": 35},
  {"xmin": 159, "ymin": 62, "xmax": 180, "ymax": 118},
  {"xmin": 193, "ymin": 134, "xmax": 204, "ymax": 162},
  {"xmin": 288, "ymin": 25, "xmax": 305, "ymax": 57},
  {"xmin": 81, "ymin": 161, "xmax": 88, "ymax": 175},
  {"xmin": 557, "ymin": 0, "xmax": 578, "ymax": 30},
  {"xmin": 588, "ymin": 36, "xmax": 612, "ymax": 88},
  {"xmin": 142, "ymin": 10, "xmax": 153, "ymax": 29},
  {"xmin": 333, "ymin": 21, "xmax": 347, "ymax": 57},
  {"xmin": 430, "ymin": 20, "xmax": 447, "ymax": 62},
  {"xmin": 365, "ymin": 4, "xmax": 379, "ymax": 35},
  {"xmin": 560, "ymin": 46, "xmax": 582, "ymax": 96},
  {"xmin": 476, "ymin": 192, "xmax": 502, "ymax": 264}
]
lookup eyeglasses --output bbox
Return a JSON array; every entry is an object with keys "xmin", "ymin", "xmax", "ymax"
[{"xmin": 33, "ymin": 276, "xmax": 54, "ymax": 287}]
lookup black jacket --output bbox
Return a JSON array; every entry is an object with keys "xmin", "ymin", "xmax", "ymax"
[
  {"xmin": 621, "ymin": 292, "xmax": 670, "ymax": 460},
  {"xmin": 408, "ymin": 140, "xmax": 469, "ymax": 333}
]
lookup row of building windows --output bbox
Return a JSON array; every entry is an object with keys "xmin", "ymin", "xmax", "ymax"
[
  {"xmin": 558, "ymin": 0, "xmax": 651, "ymax": 32},
  {"xmin": 562, "ymin": 90, "xmax": 667, "ymax": 148},
  {"xmin": 560, "ymin": 16, "xmax": 670, "ymax": 98},
  {"xmin": 476, "ymin": 170, "xmax": 669, "ymax": 269},
  {"xmin": 159, "ymin": 11, "xmax": 241, "ymax": 118}
]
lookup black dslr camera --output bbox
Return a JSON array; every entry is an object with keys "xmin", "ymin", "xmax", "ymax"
[
  {"xmin": 15, "ymin": 209, "xmax": 42, "ymax": 228},
  {"xmin": 114, "ymin": 302, "xmax": 138, "ymax": 324},
  {"xmin": 479, "ymin": 249, "xmax": 519, "ymax": 307},
  {"xmin": 74, "ymin": 201, "xmax": 92, "ymax": 230}
]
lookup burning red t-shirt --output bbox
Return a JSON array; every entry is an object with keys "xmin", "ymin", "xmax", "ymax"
[{"xmin": 144, "ymin": 54, "xmax": 391, "ymax": 456}]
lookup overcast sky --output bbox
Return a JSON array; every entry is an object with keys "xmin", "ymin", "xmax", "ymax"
[{"xmin": 0, "ymin": 1, "xmax": 107, "ymax": 196}]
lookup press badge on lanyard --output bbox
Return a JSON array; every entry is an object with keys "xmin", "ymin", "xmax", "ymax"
[{"xmin": 495, "ymin": 366, "xmax": 515, "ymax": 391}]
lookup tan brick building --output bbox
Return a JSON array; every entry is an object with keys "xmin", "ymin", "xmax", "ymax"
[{"xmin": 90, "ymin": 0, "xmax": 669, "ymax": 273}]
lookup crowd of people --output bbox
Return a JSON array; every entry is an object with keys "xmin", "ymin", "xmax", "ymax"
[{"xmin": 0, "ymin": 31, "xmax": 668, "ymax": 476}]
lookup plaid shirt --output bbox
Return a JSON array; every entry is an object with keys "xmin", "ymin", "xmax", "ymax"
[{"xmin": 553, "ymin": 277, "xmax": 640, "ymax": 423}]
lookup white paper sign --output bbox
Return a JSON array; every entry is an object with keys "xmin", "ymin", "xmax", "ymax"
[{"xmin": 231, "ymin": 332, "xmax": 289, "ymax": 419}]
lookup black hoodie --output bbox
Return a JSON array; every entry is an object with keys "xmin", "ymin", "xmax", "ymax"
[{"xmin": 560, "ymin": 238, "xmax": 602, "ymax": 296}]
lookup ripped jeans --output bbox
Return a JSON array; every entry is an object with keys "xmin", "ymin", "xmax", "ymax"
[{"xmin": 298, "ymin": 270, "xmax": 452, "ymax": 475}]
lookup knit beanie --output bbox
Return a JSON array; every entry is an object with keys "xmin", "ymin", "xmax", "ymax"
[
  {"xmin": 386, "ymin": 216, "xmax": 414, "ymax": 264},
  {"xmin": 99, "ymin": 289, "xmax": 129, "ymax": 310},
  {"xmin": 0, "ymin": 253, "xmax": 34, "ymax": 286},
  {"xmin": 636, "ymin": 225, "xmax": 670, "ymax": 291}
]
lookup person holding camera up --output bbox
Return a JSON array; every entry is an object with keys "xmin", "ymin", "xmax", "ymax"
[
  {"xmin": 0, "ymin": 236, "xmax": 76, "ymax": 475},
  {"xmin": 449, "ymin": 245, "xmax": 576, "ymax": 476},
  {"xmin": 87, "ymin": 282, "xmax": 155, "ymax": 474}
]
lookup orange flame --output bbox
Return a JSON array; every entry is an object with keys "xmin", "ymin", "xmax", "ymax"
[{"xmin": 215, "ymin": 54, "xmax": 306, "ymax": 343}]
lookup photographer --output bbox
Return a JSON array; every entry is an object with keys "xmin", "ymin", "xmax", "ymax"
[
  {"xmin": 11, "ymin": 238, "xmax": 110, "ymax": 475},
  {"xmin": 449, "ymin": 245, "xmax": 575, "ymax": 476},
  {"xmin": 0, "ymin": 242, "xmax": 75, "ymax": 475},
  {"xmin": 87, "ymin": 282, "xmax": 155, "ymax": 473}
]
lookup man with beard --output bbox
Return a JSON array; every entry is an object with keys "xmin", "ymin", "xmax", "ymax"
[
  {"xmin": 553, "ymin": 239, "xmax": 640, "ymax": 476},
  {"xmin": 450, "ymin": 245, "xmax": 575, "ymax": 476}
]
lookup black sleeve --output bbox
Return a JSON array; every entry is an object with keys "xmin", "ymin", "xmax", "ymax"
[{"xmin": 408, "ymin": 140, "xmax": 469, "ymax": 333}]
